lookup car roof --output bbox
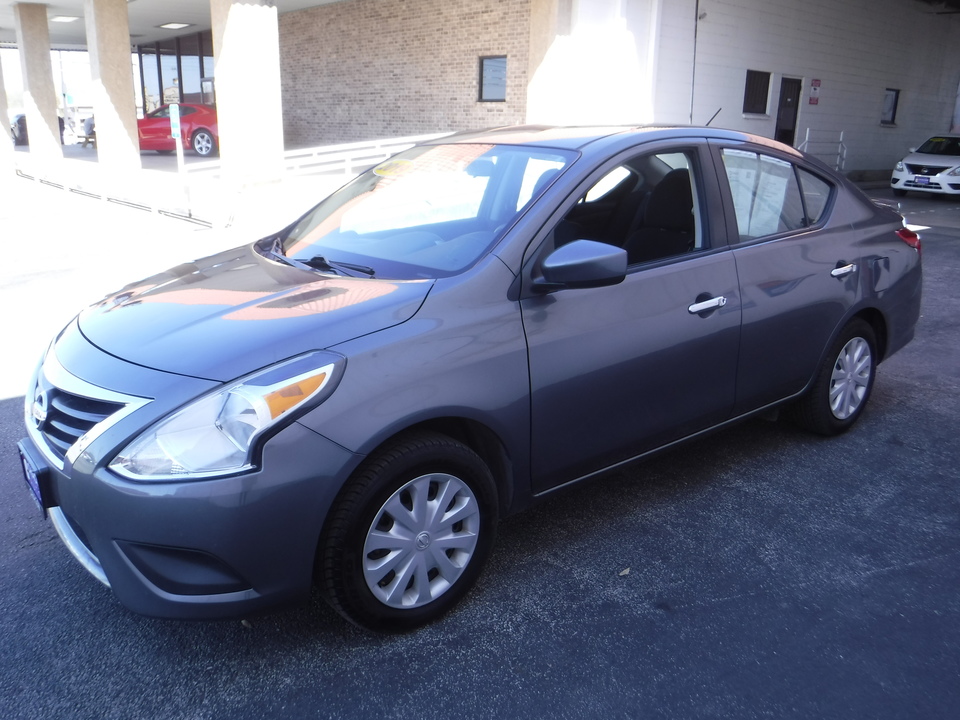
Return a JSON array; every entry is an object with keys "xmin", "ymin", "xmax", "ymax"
[{"xmin": 433, "ymin": 124, "xmax": 801, "ymax": 157}]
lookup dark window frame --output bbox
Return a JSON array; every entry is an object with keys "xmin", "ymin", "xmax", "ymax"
[
  {"xmin": 136, "ymin": 30, "xmax": 216, "ymax": 114},
  {"xmin": 881, "ymin": 88, "xmax": 900, "ymax": 126},
  {"xmin": 478, "ymin": 55, "xmax": 507, "ymax": 103},
  {"xmin": 743, "ymin": 70, "xmax": 771, "ymax": 115}
]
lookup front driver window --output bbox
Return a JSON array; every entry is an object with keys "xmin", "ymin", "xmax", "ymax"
[{"xmin": 555, "ymin": 149, "xmax": 703, "ymax": 265}]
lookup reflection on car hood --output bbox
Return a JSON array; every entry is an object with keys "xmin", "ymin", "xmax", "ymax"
[{"xmin": 77, "ymin": 245, "xmax": 432, "ymax": 381}]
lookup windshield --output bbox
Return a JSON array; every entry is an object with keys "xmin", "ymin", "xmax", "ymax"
[
  {"xmin": 279, "ymin": 143, "xmax": 575, "ymax": 279},
  {"xmin": 916, "ymin": 136, "xmax": 960, "ymax": 156}
]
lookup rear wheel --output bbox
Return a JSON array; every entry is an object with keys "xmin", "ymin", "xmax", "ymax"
[
  {"xmin": 791, "ymin": 318, "xmax": 877, "ymax": 436},
  {"xmin": 319, "ymin": 431, "xmax": 498, "ymax": 633}
]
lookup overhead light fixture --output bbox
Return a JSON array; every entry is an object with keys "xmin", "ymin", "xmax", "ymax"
[
  {"xmin": 159, "ymin": 22, "xmax": 192, "ymax": 30},
  {"xmin": 51, "ymin": 16, "xmax": 81, "ymax": 23}
]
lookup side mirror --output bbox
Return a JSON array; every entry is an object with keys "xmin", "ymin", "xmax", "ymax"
[{"xmin": 534, "ymin": 239, "xmax": 627, "ymax": 292}]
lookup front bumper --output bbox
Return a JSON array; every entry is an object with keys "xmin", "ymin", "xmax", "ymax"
[
  {"xmin": 21, "ymin": 323, "xmax": 360, "ymax": 619},
  {"xmin": 890, "ymin": 170, "xmax": 960, "ymax": 194}
]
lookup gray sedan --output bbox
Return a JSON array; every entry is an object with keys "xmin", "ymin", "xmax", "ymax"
[{"xmin": 17, "ymin": 126, "xmax": 922, "ymax": 632}]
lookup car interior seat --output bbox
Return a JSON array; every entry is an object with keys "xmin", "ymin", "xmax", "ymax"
[{"xmin": 624, "ymin": 168, "xmax": 695, "ymax": 264}]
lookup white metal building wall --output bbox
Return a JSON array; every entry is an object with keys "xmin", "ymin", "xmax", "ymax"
[{"xmin": 683, "ymin": 0, "xmax": 960, "ymax": 174}]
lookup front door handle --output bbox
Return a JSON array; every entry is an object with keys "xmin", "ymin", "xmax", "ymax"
[
  {"xmin": 831, "ymin": 263, "xmax": 857, "ymax": 278},
  {"xmin": 688, "ymin": 296, "xmax": 727, "ymax": 314}
]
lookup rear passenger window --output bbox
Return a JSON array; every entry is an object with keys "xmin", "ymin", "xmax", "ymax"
[
  {"xmin": 721, "ymin": 149, "xmax": 808, "ymax": 240},
  {"xmin": 797, "ymin": 168, "xmax": 832, "ymax": 225}
]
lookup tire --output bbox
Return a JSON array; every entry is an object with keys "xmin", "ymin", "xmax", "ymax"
[
  {"xmin": 319, "ymin": 431, "xmax": 498, "ymax": 633},
  {"xmin": 791, "ymin": 318, "xmax": 877, "ymax": 436},
  {"xmin": 192, "ymin": 129, "xmax": 217, "ymax": 157},
  {"xmin": 892, "ymin": 188, "xmax": 907, "ymax": 197}
]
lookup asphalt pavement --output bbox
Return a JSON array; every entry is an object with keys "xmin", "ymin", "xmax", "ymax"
[{"xmin": 0, "ymin": 178, "xmax": 958, "ymax": 720}]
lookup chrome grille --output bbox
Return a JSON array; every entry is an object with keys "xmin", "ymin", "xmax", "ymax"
[
  {"xmin": 32, "ymin": 373, "xmax": 125, "ymax": 462},
  {"xmin": 26, "ymin": 349, "xmax": 149, "ymax": 469},
  {"xmin": 905, "ymin": 163, "xmax": 948, "ymax": 175}
]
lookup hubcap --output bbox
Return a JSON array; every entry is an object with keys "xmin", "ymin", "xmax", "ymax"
[
  {"xmin": 829, "ymin": 336, "xmax": 872, "ymax": 420},
  {"xmin": 363, "ymin": 473, "xmax": 480, "ymax": 610},
  {"xmin": 194, "ymin": 134, "xmax": 212, "ymax": 155}
]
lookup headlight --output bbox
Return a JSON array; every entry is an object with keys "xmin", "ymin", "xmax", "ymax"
[
  {"xmin": 894, "ymin": 161, "xmax": 905, "ymax": 172},
  {"xmin": 948, "ymin": 166, "xmax": 960, "ymax": 177},
  {"xmin": 110, "ymin": 352, "xmax": 344, "ymax": 481}
]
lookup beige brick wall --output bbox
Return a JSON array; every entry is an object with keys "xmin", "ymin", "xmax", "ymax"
[{"xmin": 279, "ymin": 0, "xmax": 530, "ymax": 146}]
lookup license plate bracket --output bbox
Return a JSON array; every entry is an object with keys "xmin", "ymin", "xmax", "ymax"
[
  {"xmin": 915, "ymin": 176, "xmax": 930, "ymax": 185},
  {"xmin": 17, "ymin": 441, "xmax": 52, "ymax": 519}
]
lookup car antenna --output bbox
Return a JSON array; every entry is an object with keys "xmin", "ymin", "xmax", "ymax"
[{"xmin": 705, "ymin": 108, "xmax": 722, "ymax": 127}]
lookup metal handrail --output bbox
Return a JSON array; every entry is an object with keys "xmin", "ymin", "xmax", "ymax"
[{"xmin": 797, "ymin": 128, "xmax": 847, "ymax": 171}]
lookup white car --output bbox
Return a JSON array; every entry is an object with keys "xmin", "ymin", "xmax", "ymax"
[{"xmin": 890, "ymin": 134, "xmax": 960, "ymax": 196}]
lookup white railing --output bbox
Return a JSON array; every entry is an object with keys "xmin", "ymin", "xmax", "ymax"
[
  {"xmin": 185, "ymin": 131, "xmax": 452, "ymax": 178},
  {"xmin": 9, "ymin": 131, "xmax": 455, "ymax": 227},
  {"xmin": 797, "ymin": 128, "xmax": 847, "ymax": 171}
]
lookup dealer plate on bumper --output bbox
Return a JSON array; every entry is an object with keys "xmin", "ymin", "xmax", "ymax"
[{"xmin": 17, "ymin": 441, "xmax": 52, "ymax": 519}]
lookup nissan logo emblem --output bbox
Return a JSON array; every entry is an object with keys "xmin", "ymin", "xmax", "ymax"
[{"xmin": 31, "ymin": 388, "xmax": 48, "ymax": 429}]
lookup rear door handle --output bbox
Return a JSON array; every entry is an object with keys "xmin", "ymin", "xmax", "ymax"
[
  {"xmin": 688, "ymin": 296, "xmax": 727, "ymax": 314},
  {"xmin": 831, "ymin": 263, "xmax": 857, "ymax": 278}
]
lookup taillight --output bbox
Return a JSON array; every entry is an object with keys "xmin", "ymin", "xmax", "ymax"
[{"xmin": 896, "ymin": 227, "xmax": 921, "ymax": 253}]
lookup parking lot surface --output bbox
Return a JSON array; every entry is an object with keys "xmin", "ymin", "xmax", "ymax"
[{"xmin": 1, "ymin": 180, "xmax": 958, "ymax": 719}]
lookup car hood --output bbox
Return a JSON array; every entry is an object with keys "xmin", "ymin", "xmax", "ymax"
[
  {"xmin": 77, "ymin": 245, "xmax": 433, "ymax": 381},
  {"xmin": 900, "ymin": 150, "xmax": 960, "ymax": 169}
]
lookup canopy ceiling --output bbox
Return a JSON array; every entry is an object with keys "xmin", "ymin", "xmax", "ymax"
[
  {"xmin": 1, "ymin": 0, "xmax": 959, "ymax": 49},
  {"xmin": 0, "ymin": 0, "xmax": 336, "ymax": 47}
]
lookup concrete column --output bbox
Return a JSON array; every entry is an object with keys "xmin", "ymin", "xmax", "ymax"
[
  {"xmin": 210, "ymin": 0, "xmax": 285, "ymax": 186},
  {"xmin": 83, "ymin": 0, "xmax": 142, "ymax": 172},
  {"xmin": 14, "ymin": 3, "xmax": 63, "ymax": 164},
  {"xmin": 528, "ymin": 0, "xmax": 572, "ymax": 82},
  {"xmin": 0, "ymin": 50, "xmax": 15, "ymax": 180},
  {"xmin": 527, "ymin": 0, "xmax": 648, "ymax": 125}
]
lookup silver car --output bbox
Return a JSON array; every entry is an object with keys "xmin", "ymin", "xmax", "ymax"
[{"xmin": 18, "ymin": 126, "xmax": 922, "ymax": 632}]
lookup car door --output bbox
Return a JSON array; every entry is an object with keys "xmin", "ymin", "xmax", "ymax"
[
  {"xmin": 138, "ymin": 107, "xmax": 174, "ymax": 150},
  {"xmin": 711, "ymin": 143, "xmax": 859, "ymax": 414},
  {"xmin": 520, "ymin": 144, "xmax": 742, "ymax": 494}
]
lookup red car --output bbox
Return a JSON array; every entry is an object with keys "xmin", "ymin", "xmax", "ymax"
[{"xmin": 137, "ymin": 103, "xmax": 218, "ymax": 157}]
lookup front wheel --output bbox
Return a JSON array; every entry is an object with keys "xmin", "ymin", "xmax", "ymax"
[
  {"xmin": 192, "ymin": 129, "xmax": 217, "ymax": 157},
  {"xmin": 319, "ymin": 431, "xmax": 498, "ymax": 633},
  {"xmin": 791, "ymin": 318, "xmax": 877, "ymax": 436},
  {"xmin": 892, "ymin": 188, "xmax": 907, "ymax": 197}
]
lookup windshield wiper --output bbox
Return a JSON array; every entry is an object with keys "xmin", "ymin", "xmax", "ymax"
[
  {"xmin": 304, "ymin": 256, "xmax": 376, "ymax": 277},
  {"xmin": 264, "ymin": 237, "xmax": 375, "ymax": 278}
]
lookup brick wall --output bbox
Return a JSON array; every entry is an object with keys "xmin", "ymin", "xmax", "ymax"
[{"xmin": 279, "ymin": 0, "xmax": 530, "ymax": 147}]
